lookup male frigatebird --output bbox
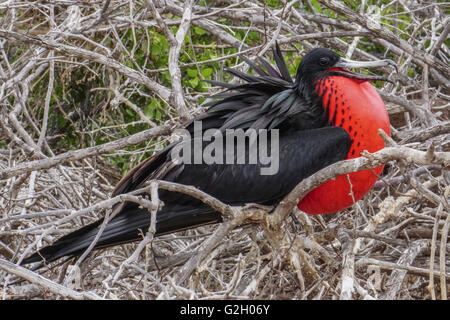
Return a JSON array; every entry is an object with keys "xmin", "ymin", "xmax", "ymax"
[{"xmin": 23, "ymin": 45, "xmax": 395, "ymax": 265}]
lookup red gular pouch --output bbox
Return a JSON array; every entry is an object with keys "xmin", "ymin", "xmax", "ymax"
[{"xmin": 298, "ymin": 74, "xmax": 390, "ymax": 215}]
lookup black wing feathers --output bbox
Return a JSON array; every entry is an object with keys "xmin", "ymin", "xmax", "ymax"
[
  {"xmin": 195, "ymin": 43, "xmax": 300, "ymax": 132},
  {"xmin": 273, "ymin": 42, "xmax": 292, "ymax": 82},
  {"xmin": 195, "ymin": 42, "xmax": 327, "ymax": 134},
  {"xmin": 22, "ymin": 44, "xmax": 343, "ymax": 265},
  {"xmin": 23, "ymin": 127, "xmax": 350, "ymax": 264}
]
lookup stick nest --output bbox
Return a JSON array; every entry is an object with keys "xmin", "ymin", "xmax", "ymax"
[{"xmin": 0, "ymin": 0, "xmax": 449, "ymax": 300}]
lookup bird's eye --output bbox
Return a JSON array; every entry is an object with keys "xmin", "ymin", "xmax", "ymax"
[{"xmin": 319, "ymin": 57, "xmax": 329, "ymax": 66}]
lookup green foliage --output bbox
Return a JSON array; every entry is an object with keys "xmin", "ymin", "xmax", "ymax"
[
  {"xmin": 310, "ymin": 0, "xmax": 323, "ymax": 13},
  {"xmin": 263, "ymin": 0, "xmax": 281, "ymax": 8},
  {"xmin": 144, "ymin": 98, "xmax": 163, "ymax": 120},
  {"xmin": 193, "ymin": 26, "xmax": 207, "ymax": 36}
]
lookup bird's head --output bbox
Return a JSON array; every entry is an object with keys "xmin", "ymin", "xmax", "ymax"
[{"xmin": 295, "ymin": 48, "xmax": 397, "ymax": 87}]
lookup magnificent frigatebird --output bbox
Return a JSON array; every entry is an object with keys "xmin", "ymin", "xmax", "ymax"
[{"xmin": 22, "ymin": 45, "xmax": 395, "ymax": 265}]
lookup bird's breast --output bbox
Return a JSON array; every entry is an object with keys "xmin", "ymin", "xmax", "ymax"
[{"xmin": 298, "ymin": 76, "xmax": 390, "ymax": 214}]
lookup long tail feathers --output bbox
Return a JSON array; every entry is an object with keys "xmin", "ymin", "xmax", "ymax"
[{"xmin": 22, "ymin": 205, "xmax": 221, "ymax": 265}]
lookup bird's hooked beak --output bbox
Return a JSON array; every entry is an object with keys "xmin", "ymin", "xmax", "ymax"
[{"xmin": 332, "ymin": 57, "xmax": 398, "ymax": 83}]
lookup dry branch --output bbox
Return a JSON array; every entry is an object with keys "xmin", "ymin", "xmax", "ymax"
[
  {"xmin": 0, "ymin": 0, "xmax": 448, "ymax": 300},
  {"xmin": 0, "ymin": 124, "xmax": 173, "ymax": 180},
  {"xmin": 0, "ymin": 258, "xmax": 102, "ymax": 300}
]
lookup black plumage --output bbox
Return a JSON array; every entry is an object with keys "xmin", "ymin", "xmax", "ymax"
[{"xmin": 23, "ymin": 44, "xmax": 354, "ymax": 265}]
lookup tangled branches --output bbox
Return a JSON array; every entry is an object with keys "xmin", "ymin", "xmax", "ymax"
[{"xmin": 0, "ymin": 0, "xmax": 449, "ymax": 300}]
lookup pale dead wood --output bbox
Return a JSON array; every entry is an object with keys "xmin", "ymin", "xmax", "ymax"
[
  {"xmin": 0, "ymin": 124, "xmax": 173, "ymax": 180},
  {"xmin": 0, "ymin": 0, "xmax": 448, "ymax": 300},
  {"xmin": 382, "ymin": 240, "xmax": 429, "ymax": 299},
  {"xmin": 0, "ymin": 258, "xmax": 102, "ymax": 300},
  {"xmin": 439, "ymin": 209, "xmax": 450, "ymax": 300}
]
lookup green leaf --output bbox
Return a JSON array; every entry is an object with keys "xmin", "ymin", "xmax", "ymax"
[
  {"xmin": 201, "ymin": 67, "xmax": 213, "ymax": 78},
  {"xmin": 144, "ymin": 103, "xmax": 154, "ymax": 117},
  {"xmin": 187, "ymin": 68, "xmax": 198, "ymax": 78},
  {"xmin": 194, "ymin": 26, "xmax": 206, "ymax": 35},
  {"xmin": 151, "ymin": 44, "xmax": 161, "ymax": 55},
  {"xmin": 310, "ymin": 0, "xmax": 322, "ymax": 13},
  {"xmin": 125, "ymin": 108, "xmax": 134, "ymax": 116},
  {"xmin": 57, "ymin": 115, "xmax": 67, "ymax": 128},
  {"xmin": 125, "ymin": 60, "xmax": 134, "ymax": 68},
  {"xmin": 189, "ymin": 78, "xmax": 199, "ymax": 87}
]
